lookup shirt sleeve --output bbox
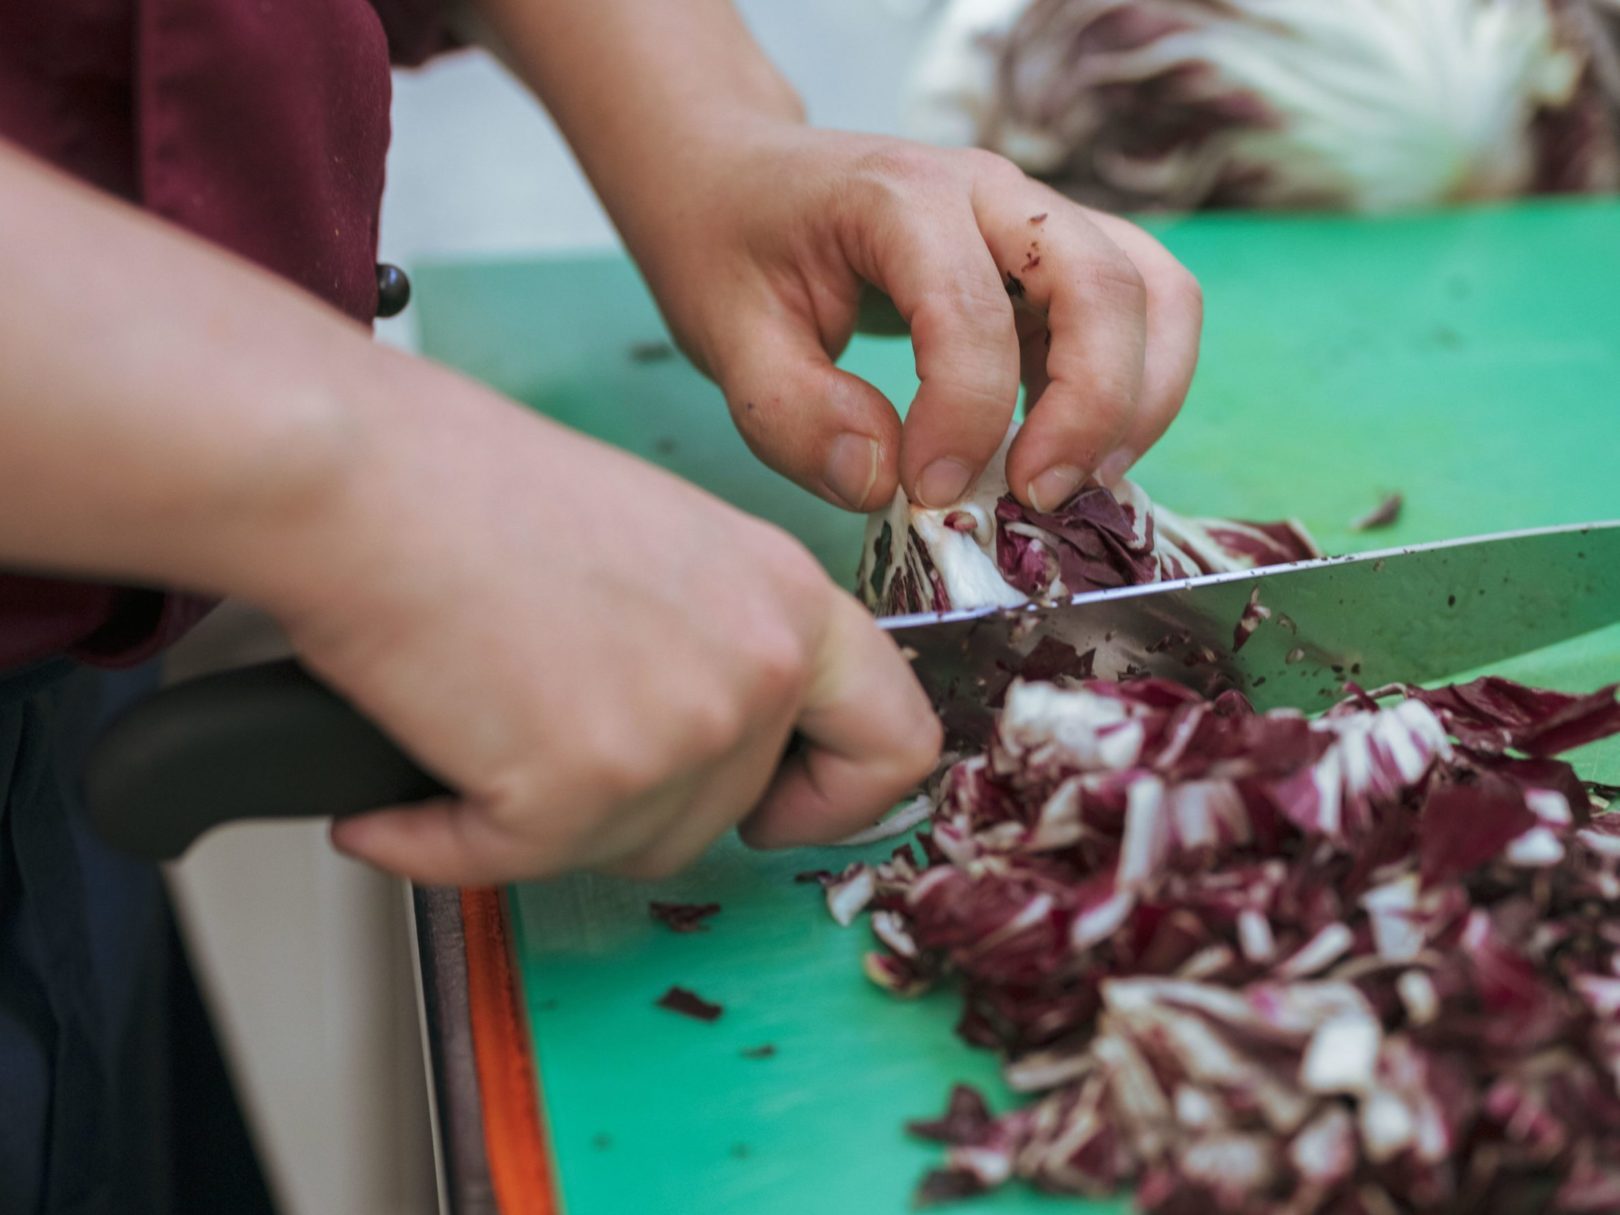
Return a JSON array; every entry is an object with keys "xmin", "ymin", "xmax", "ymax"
[{"xmin": 368, "ymin": 0, "xmax": 466, "ymax": 67}]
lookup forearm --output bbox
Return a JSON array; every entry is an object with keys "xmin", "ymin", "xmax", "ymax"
[
  {"xmin": 0, "ymin": 141, "xmax": 385, "ymax": 603},
  {"xmin": 465, "ymin": 0, "xmax": 803, "ymax": 261}
]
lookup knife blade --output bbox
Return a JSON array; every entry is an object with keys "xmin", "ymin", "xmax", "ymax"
[
  {"xmin": 83, "ymin": 520, "xmax": 1619, "ymax": 860},
  {"xmin": 883, "ymin": 520, "xmax": 1620, "ymax": 743}
]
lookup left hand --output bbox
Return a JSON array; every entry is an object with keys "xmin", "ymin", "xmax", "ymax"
[{"xmin": 626, "ymin": 126, "xmax": 1204, "ymax": 514}]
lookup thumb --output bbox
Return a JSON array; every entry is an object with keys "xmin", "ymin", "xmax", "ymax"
[
  {"xmin": 330, "ymin": 798, "xmax": 536, "ymax": 886},
  {"xmin": 741, "ymin": 593, "xmax": 941, "ymax": 849},
  {"xmin": 712, "ymin": 319, "xmax": 902, "ymax": 512}
]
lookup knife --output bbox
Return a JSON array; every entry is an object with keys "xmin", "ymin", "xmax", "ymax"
[{"xmin": 83, "ymin": 520, "xmax": 1620, "ymax": 861}]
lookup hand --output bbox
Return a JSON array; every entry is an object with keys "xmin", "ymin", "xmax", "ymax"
[
  {"xmin": 251, "ymin": 356, "xmax": 940, "ymax": 885},
  {"xmin": 0, "ymin": 136, "xmax": 938, "ymax": 886},
  {"xmin": 628, "ymin": 127, "xmax": 1203, "ymax": 513}
]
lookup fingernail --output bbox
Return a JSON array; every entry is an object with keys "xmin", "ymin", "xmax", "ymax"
[
  {"xmin": 916, "ymin": 458, "xmax": 973, "ymax": 508},
  {"xmin": 1097, "ymin": 448, "xmax": 1137, "ymax": 489},
  {"xmin": 824, "ymin": 434, "xmax": 881, "ymax": 509},
  {"xmin": 1027, "ymin": 465, "xmax": 1084, "ymax": 512}
]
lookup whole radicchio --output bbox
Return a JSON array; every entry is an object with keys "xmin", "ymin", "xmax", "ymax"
[
  {"xmin": 905, "ymin": 0, "xmax": 1620, "ymax": 213},
  {"xmin": 857, "ymin": 427, "xmax": 1317, "ymax": 615},
  {"xmin": 819, "ymin": 675, "xmax": 1620, "ymax": 1212}
]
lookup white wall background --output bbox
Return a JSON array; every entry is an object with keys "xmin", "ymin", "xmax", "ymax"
[
  {"xmin": 378, "ymin": 0, "xmax": 937, "ymax": 276},
  {"xmin": 170, "ymin": 6, "xmax": 940, "ymax": 1213}
]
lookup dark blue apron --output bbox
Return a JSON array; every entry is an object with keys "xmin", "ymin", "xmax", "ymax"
[
  {"xmin": 0, "ymin": 662, "xmax": 170, "ymax": 1215},
  {"xmin": 0, "ymin": 656, "xmax": 286, "ymax": 1215}
]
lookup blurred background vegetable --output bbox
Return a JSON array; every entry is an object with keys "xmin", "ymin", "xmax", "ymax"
[{"xmin": 907, "ymin": 0, "xmax": 1620, "ymax": 211}]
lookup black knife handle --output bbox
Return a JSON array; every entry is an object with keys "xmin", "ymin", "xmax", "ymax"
[{"xmin": 85, "ymin": 658, "xmax": 449, "ymax": 861}]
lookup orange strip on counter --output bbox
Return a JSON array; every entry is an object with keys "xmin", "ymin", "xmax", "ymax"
[{"xmin": 462, "ymin": 886, "xmax": 557, "ymax": 1215}]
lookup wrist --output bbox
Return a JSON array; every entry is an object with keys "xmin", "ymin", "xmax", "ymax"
[
  {"xmin": 216, "ymin": 349, "xmax": 559, "ymax": 650},
  {"xmin": 474, "ymin": 0, "xmax": 805, "ymax": 253},
  {"xmin": 179, "ymin": 341, "xmax": 397, "ymax": 616},
  {"xmin": 588, "ymin": 88, "xmax": 808, "ymax": 264}
]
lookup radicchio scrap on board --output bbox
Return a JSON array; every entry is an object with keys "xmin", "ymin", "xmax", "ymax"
[
  {"xmin": 857, "ymin": 428, "xmax": 1318, "ymax": 616},
  {"xmin": 821, "ymin": 675, "xmax": 1620, "ymax": 1212},
  {"xmin": 648, "ymin": 900, "xmax": 722, "ymax": 933}
]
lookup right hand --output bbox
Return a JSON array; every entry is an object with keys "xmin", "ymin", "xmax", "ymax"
[
  {"xmin": 244, "ymin": 353, "xmax": 941, "ymax": 886},
  {"xmin": 0, "ymin": 140, "xmax": 935, "ymax": 882}
]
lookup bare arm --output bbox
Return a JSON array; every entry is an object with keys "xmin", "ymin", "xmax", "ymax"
[{"xmin": 0, "ymin": 140, "xmax": 373, "ymax": 599}]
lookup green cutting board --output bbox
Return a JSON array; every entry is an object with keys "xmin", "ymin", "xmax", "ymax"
[{"xmin": 412, "ymin": 200, "xmax": 1620, "ymax": 1215}]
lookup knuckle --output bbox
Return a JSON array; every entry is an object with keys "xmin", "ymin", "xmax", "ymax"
[
  {"xmin": 737, "ymin": 576, "xmax": 819, "ymax": 695},
  {"xmin": 949, "ymin": 278, "xmax": 1019, "ymax": 325},
  {"xmin": 757, "ymin": 528, "xmax": 832, "ymax": 602},
  {"xmin": 725, "ymin": 392, "xmax": 767, "ymax": 440},
  {"xmin": 1047, "ymin": 304, "xmax": 1149, "ymax": 434},
  {"xmin": 900, "ymin": 713, "xmax": 945, "ymax": 781},
  {"xmin": 1135, "ymin": 252, "xmax": 1203, "ymax": 329},
  {"xmin": 680, "ymin": 685, "xmax": 750, "ymax": 760},
  {"xmin": 1082, "ymin": 374, "xmax": 1141, "ymax": 432},
  {"xmin": 956, "ymin": 146, "xmax": 1027, "ymax": 187},
  {"xmin": 741, "ymin": 621, "xmax": 810, "ymax": 703},
  {"xmin": 570, "ymin": 726, "xmax": 666, "ymax": 807},
  {"xmin": 849, "ymin": 148, "xmax": 946, "ymax": 216},
  {"xmin": 477, "ymin": 777, "xmax": 593, "ymax": 870},
  {"xmin": 731, "ymin": 527, "xmax": 834, "ymax": 657},
  {"xmin": 1037, "ymin": 370, "xmax": 1138, "ymax": 451},
  {"xmin": 727, "ymin": 407, "xmax": 793, "ymax": 479},
  {"xmin": 1158, "ymin": 259, "xmax": 1204, "ymax": 321},
  {"xmin": 475, "ymin": 770, "xmax": 543, "ymax": 833},
  {"xmin": 853, "ymin": 142, "xmax": 947, "ymax": 191},
  {"xmin": 1083, "ymin": 248, "xmax": 1149, "ymax": 311},
  {"xmin": 912, "ymin": 283, "xmax": 1016, "ymax": 349}
]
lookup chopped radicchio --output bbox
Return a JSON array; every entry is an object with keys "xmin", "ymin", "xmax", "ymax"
[
  {"xmin": 1231, "ymin": 587, "xmax": 1272, "ymax": 653},
  {"xmin": 1406, "ymin": 677, "xmax": 1620, "ymax": 757},
  {"xmin": 834, "ymin": 795, "xmax": 935, "ymax": 847},
  {"xmin": 857, "ymin": 427, "xmax": 1317, "ymax": 616},
  {"xmin": 821, "ymin": 675, "xmax": 1620, "ymax": 1211}
]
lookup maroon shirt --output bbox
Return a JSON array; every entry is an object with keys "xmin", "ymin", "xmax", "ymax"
[{"xmin": 0, "ymin": 0, "xmax": 454, "ymax": 670}]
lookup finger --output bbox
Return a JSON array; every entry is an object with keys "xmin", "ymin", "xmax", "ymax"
[
  {"xmin": 740, "ymin": 594, "xmax": 941, "ymax": 848},
  {"xmin": 840, "ymin": 188, "xmax": 1021, "ymax": 508},
  {"xmin": 970, "ymin": 173, "xmax": 1150, "ymax": 510},
  {"xmin": 330, "ymin": 796, "xmax": 542, "ymax": 887},
  {"xmin": 1082, "ymin": 211, "xmax": 1203, "ymax": 485},
  {"xmin": 1016, "ymin": 310, "xmax": 1052, "ymax": 409},
  {"xmin": 713, "ymin": 316, "xmax": 902, "ymax": 512},
  {"xmin": 601, "ymin": 710, "xmax": 796, "ymax": 881}
]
